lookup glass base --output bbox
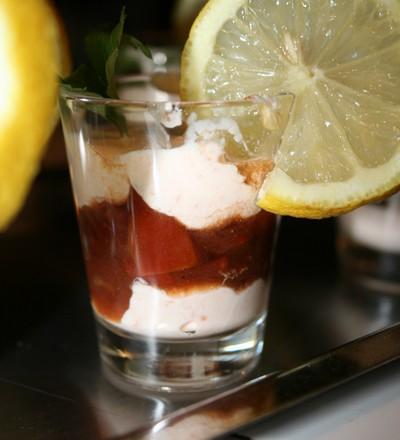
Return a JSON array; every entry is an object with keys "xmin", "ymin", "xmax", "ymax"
[{"xmin": 96, "ymin": 315, "xmax": 266, "ymax": 394}]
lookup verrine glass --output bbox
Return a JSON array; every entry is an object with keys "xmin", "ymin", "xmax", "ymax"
[{"xmin": 59, "ymin": 75, "xmax": 292, "ymax": 392}]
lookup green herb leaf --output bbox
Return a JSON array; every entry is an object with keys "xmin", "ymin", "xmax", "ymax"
[
  {"xmin": 108, "ymin": 7, "xmax": 127, "ymax": 57},
  {"xmin": 83, "ymin": 32, "xmax": 109, "ymax": 95},
  {"xmin": 61, "ymin": 64, "xmax": 104, "ymax": 95},
  {"xmin": 61, "ymin": 7, "xmax": 152, "ymax": 134}
]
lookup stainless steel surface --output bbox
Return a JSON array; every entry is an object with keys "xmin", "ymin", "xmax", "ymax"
[
  {"xmin": 1, "ymin": 171, "xmax": 400, "ymax": 439},
  {"xmin": 121, "ymin": 323, "xmax": 400, "ymax": 439}
]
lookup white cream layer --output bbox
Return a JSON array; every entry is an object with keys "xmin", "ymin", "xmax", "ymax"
[
  {"xmin": 123, "ymin": 141, "xmax": 260, "ymax": 229},
  {"xmin": 73, "ymin": 140, "xmax": 260, "ymax": 229},
  {"xmin": 119, "ymin": 278, "xmax": 268, "ymax": 338},
  {"xmin": 73, "ymin": 108, "xmax": 261, "ymax": 231}
]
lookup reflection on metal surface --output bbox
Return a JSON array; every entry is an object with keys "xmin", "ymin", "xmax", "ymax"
[{"xmin": 121, "ymin": 323, "xmax": 400, "ymax": 440}]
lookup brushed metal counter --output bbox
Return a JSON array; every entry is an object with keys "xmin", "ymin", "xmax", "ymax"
[{"xmin": 1, "ymin": 171, "xmax": 399, "ymax": 439}]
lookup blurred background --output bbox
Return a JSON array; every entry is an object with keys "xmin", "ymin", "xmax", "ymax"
[
  {"xmin": 1, "ymin": 1, "xmax": 400, "ymax": 437},
  {"xmin": 56, "ymin": 0, "xmax": 204, "ymax": 63}
]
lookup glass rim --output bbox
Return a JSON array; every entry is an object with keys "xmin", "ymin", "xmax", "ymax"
[{"xmin": 60, "ymin": 73, "xmax": 292, "ymax": 109}]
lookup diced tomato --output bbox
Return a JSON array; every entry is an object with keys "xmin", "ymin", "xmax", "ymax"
[
  {"xmin": 191, "ymin": 220, "xmax": 251, "ymax": 254},
  {"xmin": 129, "ymin": 189, "xmax": 199, "ymax": 276}
]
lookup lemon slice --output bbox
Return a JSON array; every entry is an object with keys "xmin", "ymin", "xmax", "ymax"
[
  {"xmin": 0, "ymin": 0, "xmax": 69, "ymax": 230},
  {"xmin": 181, "ymin": 0, "xmax": 400, "ymax": 218}
]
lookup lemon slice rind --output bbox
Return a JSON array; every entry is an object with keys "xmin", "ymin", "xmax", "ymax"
[
  {"xmin": 258, "ymin": 152, "xmax": 400, "ymax": 218},
  {"xmin": 181, "ymin": 0, "xmax": 244, "ymax": 101}
]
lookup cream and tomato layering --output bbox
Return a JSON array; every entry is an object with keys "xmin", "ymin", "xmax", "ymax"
[
  {"xmin": 71, "ymin": 115, "xmax": 276, "ymax": 338},
  {"xmin": 65, "ymin": 0, "xmax": 400, "ymax": 343}
]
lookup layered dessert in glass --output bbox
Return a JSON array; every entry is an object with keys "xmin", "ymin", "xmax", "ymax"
[{"xmin": 60, "ymin": 77, "xmax": 290, "ymax": 391}]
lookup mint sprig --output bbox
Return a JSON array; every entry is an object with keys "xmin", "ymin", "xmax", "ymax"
[{"xmin": 61, "ymin": 7, "xmax": 152, "ymax": 133}]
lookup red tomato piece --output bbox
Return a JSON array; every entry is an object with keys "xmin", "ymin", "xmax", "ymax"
[{"xmin": 130, "ymin": 189, "xmax": 199, "ymax": 276}]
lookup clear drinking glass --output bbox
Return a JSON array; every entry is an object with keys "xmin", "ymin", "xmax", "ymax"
[{"xmin": 59, "ymin": 75, "xmax": 291, "ymax": 392}]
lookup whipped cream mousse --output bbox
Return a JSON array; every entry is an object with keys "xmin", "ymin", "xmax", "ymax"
[{"xmin": 75, "ymin": 118, "xmax": 277, "ymax": 339}]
